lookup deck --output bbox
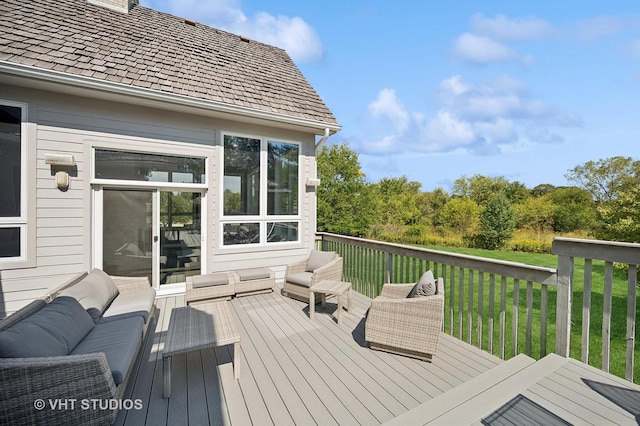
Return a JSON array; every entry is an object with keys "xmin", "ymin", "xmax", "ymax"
[{"xmin": 115, "ymin": 287, "xmax": 640, "ymax": 425}]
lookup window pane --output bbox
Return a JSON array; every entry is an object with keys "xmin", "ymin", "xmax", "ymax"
[
  {"xmin": 268, "ymin": 141, "xmax": 298, "ymax": 216},
  {"xmin": 223, "ymin": 223, "xmax": 259, "ymax": 245},
  {"xmin": 0, "ymin": 227, "xmax": 20, "ymax": 258},
  {"xmin": 0, "ymin": 105, "xmax": 22, "ymax": 217},
  {"xmin": 223, "ymin": 136, "xmax": 260, "ymax": 215},
  {"xmin": 95, "ymin": 149, "xmax": 205, "ymax": 183},
  {"xmin": 267, "ymin": 222, "xmax": 298, "ymax": 243}
]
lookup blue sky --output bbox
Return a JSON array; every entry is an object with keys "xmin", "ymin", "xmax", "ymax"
[{"xmin": 144, "ymin": 0, "xmax": 640, "ymax": 191}]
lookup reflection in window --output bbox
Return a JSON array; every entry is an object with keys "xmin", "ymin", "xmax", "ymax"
[
  {"xmin": 268, "ymin": 141, "xmax": 298, "ymax": 215},
  {"xmin": 0, "ymin": 104, "xmax": 24, "ymax": 260},
  {"xmin": 95, "ymin": 149, "xmax": 205, "ymax": 184},
  {"xmin": 267, "ymin": 222, "xmax": 298, "ymax": 243},
  {"xmin": 223, "ymin": 223, "xmax": 259, "ymax": 245},
  {"xmin": 223, "ymin": 136, "xmax": 260, "ymax": 215}
]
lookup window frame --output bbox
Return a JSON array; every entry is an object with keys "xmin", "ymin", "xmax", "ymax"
[
  {"xmin": 220, "ymin": 132, "xmax": 302, "ymax": 248},
  {"xmin": 0, "ymin": 100, "xmax": 33, "ymax": 267}
]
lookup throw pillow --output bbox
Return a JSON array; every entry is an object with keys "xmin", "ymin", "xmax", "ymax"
[
  {"xmin": 60, "ymin": 268, "xmax": 119, "ymax": 322},
  {"xmin": 409, "ymin": 270, "xmax": 437, "ymax": 298}
]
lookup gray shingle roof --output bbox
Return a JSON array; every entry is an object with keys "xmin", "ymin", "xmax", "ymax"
[{"xmin": 0, "ymin": 0, "xmax": 338, "ymax": 126}]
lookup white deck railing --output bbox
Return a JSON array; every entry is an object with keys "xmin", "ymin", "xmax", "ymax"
[{"xmin": 317, "ymin": 233, "xmax": 639, "ymax": 383}]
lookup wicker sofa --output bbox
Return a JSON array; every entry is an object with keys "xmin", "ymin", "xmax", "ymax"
[
  {"xmin": 365, "ymin": 277, "xmax": 444, "ymax": 362},
  {"xmin": 282, "ymin": 250, "xmax": 344, "ymax": 303},
  {"xmin": 0, "ymin": 269, "xmax": 156, "ymax": 425}
]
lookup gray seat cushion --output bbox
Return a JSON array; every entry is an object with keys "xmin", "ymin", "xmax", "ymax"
[
  {"xmin": 305, "ymin": 250, "xmax": 336, "ymax": 272},
  {"xmin": 237, "ymin": 268, "xmax": 270, "ymax": 281},
  {"xmin": 0, "ymin": 296, "xmax": 94, "ymax": 358},
  {"xmin": 286, "ymin": 272, "xmax": 313, "ymax": 287},
  {"xmin": 100, "ymin": 288, "xmax": 156, "ymax": 325},
  {"xmin": 71, "ymin": 316, "xmax": 143, "ymax": 385},
  {"xmin": 60, "ymin": 269, "xmax": 120, "ymax": 322},
  {"xmin": 192, "ymin": 273, "xmax": 229, "ymax": 288}
]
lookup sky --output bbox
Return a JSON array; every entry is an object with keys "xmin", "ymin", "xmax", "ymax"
[{"xmin": 144, "ymin": 0, "xmax": 640, "ymax": 192}]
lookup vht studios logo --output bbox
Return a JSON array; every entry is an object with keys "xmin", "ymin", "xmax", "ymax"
[{"xmin": 34, "ymin": 399, "xmax": 143, "ymax": 411}]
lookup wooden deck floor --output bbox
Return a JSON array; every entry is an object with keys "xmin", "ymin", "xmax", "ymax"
[
  {"xmin": 115, "ymin": 288, "xmax": 502, "ymax": 425},
  {"xmin": 114, "ymin": 288, "xmax": 640, "ymax": 425}
]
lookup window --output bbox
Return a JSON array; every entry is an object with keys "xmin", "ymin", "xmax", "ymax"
[
  {"xmin": 222, "ymin": 134, "xmax": 300, "ymax": 246},
  {"xmin": 0, "ymin": 102, "xmax": 27, "ymax": 262}
]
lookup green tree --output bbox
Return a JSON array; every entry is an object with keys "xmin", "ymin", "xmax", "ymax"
[
  {"xmin": 452, "ymin": 174, "xmax": 527, "ymax": 205},
  {"xmin": 476, "ymin": 194, "xmax": 515, "ymax": 250},
  {"xmin": 596, "ymin": 185, "xmax": 640, "ymax": 242},
  {"xmin": 565, "ymin": 156, "xmax": 640, "ymax": 203},
  {"xmin": 547, "ymin": 187, "xmax": 595, "ymax": 232},
  {"xmin": 440, "ymin": 197, "xmax": 481, "ymax": 236},
  {"xmin": 371, "ymin": 176, "xmax": 422, "ymax": 226},
  {"xmin": 513, "ymin": 196, "xmax": 555, "ymax": 233},
  {"xmin": 417, "ymin": 188, "xmax": 450, "ymax": 226},
  {"xmin": 317, "ymin": 144, "xmax": 373, "ymax": 236}
]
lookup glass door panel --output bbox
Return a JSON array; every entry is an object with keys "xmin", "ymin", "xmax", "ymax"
[
  {"xmin": 160, "ymin": 191, "xmax": 201, "ymax": 285},
  {"xmin": 102, "ymin": 189, "xmax": 153, "ymax": 281}
]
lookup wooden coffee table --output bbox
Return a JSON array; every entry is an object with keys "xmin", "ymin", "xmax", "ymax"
[
  {"xmin": 309, "ymin": 280, "xmax": 352, "ymax": 325},
  {"xmin": 163, "ymin": 301, "xmax": 240, "ymax": 398}
]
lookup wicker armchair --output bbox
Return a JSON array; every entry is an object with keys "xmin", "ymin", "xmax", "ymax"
[
  {"xmin": 365, "ymin": 278, "xmax": 444, "ymax": 362},
  {"xmin": 282, "ymin": 251, "xmax": 343, "ymax": 303}
]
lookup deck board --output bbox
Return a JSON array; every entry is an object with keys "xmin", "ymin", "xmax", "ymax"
[{"xmin": 116, "ymin": 288, "xmax": 503, "ymax": 425}]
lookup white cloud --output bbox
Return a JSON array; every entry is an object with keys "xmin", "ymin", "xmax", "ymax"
[
  {"xmin": 452, "ymin": 33, "xmax": 522, "ymax": 64},
  {"xmin": 142, "ymin": 0, "xmax": 323, "ymax": 62},
  {"xmin": 630, "ymin": 39, "xmax": 640, "ymax": 57},
  {"xmin": 572, "ymin": 16, "xmax": 627, "ymax": 41},
  {"xmin": 470, "ymin": 13, "xmax": 555, "ymax": 41},
  {"xmin": 358, "ymin": 75, "xmax": 581, "ymax": 156},
  {"xmin": 367, "ymin": 89, "xmax": 411, "ymax": 133}
]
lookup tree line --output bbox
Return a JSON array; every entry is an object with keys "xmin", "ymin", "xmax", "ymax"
[{"xmin": 317, "ymin": 145, "xmax": 640, "ymax": 251}]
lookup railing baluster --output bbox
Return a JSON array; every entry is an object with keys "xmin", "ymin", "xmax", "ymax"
[
  {"xmin": 478, "ymin": 272, "xmax": 484, "ymax": 350},
  {"xmin": 489, "ymin": 274, "xmax": 495, "ymax": 355},
  {"xmin": 458, "ymin": 268, "xmax": 465, "ymax": 341},
  {"xmin": 582, "ymin": 259, "xmax": 592, "ymax": 364},
  {"xmin": 449, "ymin": 264, "xmax": 455, "ymax": 336},
  {"xmin": 500, "ymin": 276, "xmax": 507, "ymax": 360},
  {"xmin": 540, "ymin": 284, "xmax": 547, "ymax": 357},
  {"xmin": 526, "ymin": 281, "xmax": 533, "ymax": 356},
  {"xmin": 602, "ymin": 261, "xmax": 614, "ymax": 373},
  {"xmin": 626, "ymin": 264, "xmax": 637, "ymax": 383},
  {"xmin": 468, "ymin": 270, "xmax": 474, "ymax": 344},
  {"xmin": 512, "ymin": 279, "xmax": 520, "ymax": 358}
]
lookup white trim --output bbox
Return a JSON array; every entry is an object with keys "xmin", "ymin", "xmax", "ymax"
[
  {"xmin": 87, "ymin": 0, "xmax": 131, "ymax": 14},
  {"xmin": 219, "ymin": 132, "xmax": 303, "ymax": 249},
  {"xmin": 0, "ymin": 100, "xmax": 30, "ymax": 266},
  {"xmin": 0, "ymin": 62, "xmax": 341, "ymax": 136}
]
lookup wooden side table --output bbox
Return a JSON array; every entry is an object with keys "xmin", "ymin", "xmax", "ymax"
[{"xmin": 309, "ymin": 280, "xmax": 352, "ymax": 325}]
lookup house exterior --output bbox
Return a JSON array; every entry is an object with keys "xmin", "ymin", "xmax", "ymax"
[{"xmin": 0, "ymin": 0, "xmax": 340, "ymax": 316}]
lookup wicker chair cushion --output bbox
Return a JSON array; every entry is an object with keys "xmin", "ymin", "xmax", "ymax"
[
  {"xmin": 409, "ymin": 270, "xmax": 437, "ymax": 298},
  {"xmin": 305, "ymin": 250, "xmax": 336, "ymax": 272},
  {"xmin": 237, "ymin": 268, "xmax": 271, "ymax": 281},
  {"xmin": 99, "ymin": 288, "xmax": 156, "ymax": 324},
  {"xmin": 286, "ymin": 272, "xmax": 313, "ymax": 287},
  {"xmin": 192, "ymin": 273, "xmax": 229, "ymax": 288},
  {"xmin": 0, "ymin": 296, "xmax": 94, "ymax": 358},
  {"xmin": 71, "ymin": 316, "xmax": 144, "ymax": 385},
  {"xmin": 60, "ymin": 268, "xmax": 119, "ymax": 322}
]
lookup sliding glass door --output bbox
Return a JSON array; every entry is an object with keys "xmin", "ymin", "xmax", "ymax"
[{"xmin": 100, "ymin": 188, "xmax": 202, "ymax": 289}]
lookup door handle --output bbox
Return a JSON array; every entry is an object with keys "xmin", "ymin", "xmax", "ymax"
[{"xmin": 154, "ymin": 236, "xmax": 159, "ymax": 243}]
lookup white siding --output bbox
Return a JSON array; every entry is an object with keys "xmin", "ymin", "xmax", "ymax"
[{"xmin": 0, "ymin": 84, "xmax": 320, "ymax": 317}]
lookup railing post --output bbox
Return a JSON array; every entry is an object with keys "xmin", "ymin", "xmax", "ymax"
[
  {"xmin": 555, "ymin": 253, "xmax": 574, "ymax": 357},
  {"xmin": 386, "ymin": 252, "xmax": 393, "ymax": 283}
]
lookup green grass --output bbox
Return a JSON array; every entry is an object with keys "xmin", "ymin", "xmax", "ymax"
[{"xmin": 417, "ymin": 244, "xmax": 639, "ymax": 383}]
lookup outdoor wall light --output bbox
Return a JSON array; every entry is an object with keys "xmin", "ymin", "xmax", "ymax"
[
  {"xmin": 44, "ymin": 153, "xmax": 76, "ymax": 191},
  {"xmin": 44, "ymin": 153, "xmax": 75, "ymax": 166}
]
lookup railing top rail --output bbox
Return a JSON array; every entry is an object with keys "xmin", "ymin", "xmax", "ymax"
[
  {"xmin": 318, "ymin": 232, "xmax": 558, "ymax": 286},
  {"xmin": 552, "ymin": 237, "xmax": 640, "ymax": 265}
]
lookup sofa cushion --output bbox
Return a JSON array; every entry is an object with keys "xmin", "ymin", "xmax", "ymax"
[
  {"xmin": 287, "ymin": 272, "xmax": 313, "ymax": 287},
  {"xmin": 305, "ymin": 250, "xmax": 336, "ymax": 272},
  {"xmin": 192, "ymin": 273, "xmax": 229, "ymax": 288},
  {"xmin": 60, "ymin": 269, "xmax": 120, "ymax": 322},
  {"xmin": 409, "ymin": 270, "xmax": 437, "ymax": 298},
  {"xmin": 99, "ymin": 288, "xmax": 156, "ymax": 325},
  {"xmin": 237, "ymin": 268, "xmax": 270, "ymax": 281},
  {"xmin": 71, "ymin": 316, "xmax": 144, "ymax": 385},
  {"xmin": 0, "ymin": 296, "xmax": 94, "ymax": 358}
]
